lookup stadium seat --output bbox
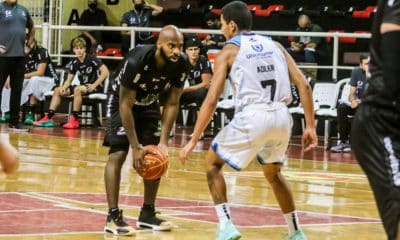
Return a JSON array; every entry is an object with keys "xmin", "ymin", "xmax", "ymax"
[
  {"xmin": 247, "ymin": 4, "xmax": 262, "ymax": 12},
  {"xmin": 352, "ymin": 6, "xmax": 376, "ymax": 18},
  {"xmin": 255, "ymin": 5, "xmax": 284, "ymax": 17},
  {"xmin": 326, "ymin": 30, "xmax": 356, "ymax": 44}
]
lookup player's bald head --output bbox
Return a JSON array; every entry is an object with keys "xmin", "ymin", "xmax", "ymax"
[{"xmin": 157, "ymin": 25, "xmax": 183, "ymax": 44}]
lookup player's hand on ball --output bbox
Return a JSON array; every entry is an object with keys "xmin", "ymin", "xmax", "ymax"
[{"xmin": 132, "ymin": 145, "xmax": 146, "ymax": 172}]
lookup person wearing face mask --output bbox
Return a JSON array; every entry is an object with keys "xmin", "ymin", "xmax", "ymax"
[
  {"xmin": 79, "ymin": 0, "xmax": 108, "ymax": 53},
  {"xmin": 120, "ymin": 0, "xmax": 163, "ymax": 55},
  {"xmin": 287, "ymin": 14, "xmax": 324, "ymax": 63}
]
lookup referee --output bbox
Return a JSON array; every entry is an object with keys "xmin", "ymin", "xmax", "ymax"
[{"xmin": 0, "ymin": 0, "xmax": 35, "ymax": 131}]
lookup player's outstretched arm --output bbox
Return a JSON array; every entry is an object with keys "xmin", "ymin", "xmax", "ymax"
[
  {"xmin": 275, "ymin": 41, "xmax": 317, "ymax": 152},
  {"xmin": 159, "ymin": 86, "xmax": 183, "ymax": 155}
]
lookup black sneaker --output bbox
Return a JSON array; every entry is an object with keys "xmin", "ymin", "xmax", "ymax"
[
  {"xmin": 8, "ymin": 123, "xmax": 29, "ymax": 132},
  {"xmin": 137, "ymin": 208, "xmax": 172, "ymax": 231},
  {"xmin": 104, "ymin": 210, "xmax": 135, "ymax": 236}
]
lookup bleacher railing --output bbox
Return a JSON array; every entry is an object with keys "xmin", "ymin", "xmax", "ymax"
[{"xmin": 35, "ymin": 24, "xmax": 371, "ymax": 80}]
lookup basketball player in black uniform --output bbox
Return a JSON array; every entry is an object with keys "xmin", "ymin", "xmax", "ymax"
[
  {"xmin": 103, "ymin": 25, "xmax": 187, "ymax": 236},
  {"xmin": 351, "ymin": 1, "xmax": 400, "ymax": 239}
]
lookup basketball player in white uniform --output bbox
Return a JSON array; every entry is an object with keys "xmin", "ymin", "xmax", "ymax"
[{"xmin": 180, "ymin": 2, "xmax": 317, "ymax": 240}]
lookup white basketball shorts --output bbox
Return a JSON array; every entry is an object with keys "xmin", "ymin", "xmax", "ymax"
[{"xmin": 211, "ymin": 104, "xmax": 292, "ymax": 170}]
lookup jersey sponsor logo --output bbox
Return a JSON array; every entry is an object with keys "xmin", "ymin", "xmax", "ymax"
[
  {"xmin": 116, "ymin": 127, "xmax": 126, "ymax": 136},
  {"xmin": 251, "ymin": 44, "xmax": 264, "ymax": 53},
  {"xmin": 152, "ymin": 78, "xmax": 160, "ymax": 82},
  {"xmin": 246, "ymin": 51, "xmax": 273, "ymax": 59},
  {"xmin": 139, "ymin": 83, "xmax": 147, "ymax": 90},
  {"xmin": 257, "ymin": 65, "xmax": 275, "ymax": 73},
  {"xmin": 133, "ymin": 73, "xmax": 141, "ymax": 83},
  {"xmin": 86, "ymin": 67, "xmax": 93, "ymax": 74}
]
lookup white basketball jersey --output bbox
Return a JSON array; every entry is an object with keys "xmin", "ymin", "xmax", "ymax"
[{"xmin": 227, "ymin": 33, "xmax": 292, "ymax": 112}]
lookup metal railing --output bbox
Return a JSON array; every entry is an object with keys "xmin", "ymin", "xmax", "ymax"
[{"xmin": 34, "ymin": 24, "xmax": 372, "ymax": 80}]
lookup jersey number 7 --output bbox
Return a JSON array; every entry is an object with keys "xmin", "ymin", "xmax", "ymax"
[{"xmin": 260, "ymin": 79, "xmax": 276, "ymax": 101}]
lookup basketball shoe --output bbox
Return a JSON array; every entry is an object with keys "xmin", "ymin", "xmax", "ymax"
[
  {"xmin": 33, "ymin": 115, "xmax": 54, "ymax": 127},
  {"xmin": 137, "ymin": 205, "xmax": 173, "ymax": 231},
  {"xmin": 104, "ymin": 210, "xmax": 135, "ymax": 236},
  {"xmin": 63, "ymin": 115, "xmax": 79, "ymax": 129},
  {"xmin": 24, "ymin": 112, "xmax": 34, "ymax": 125},
  {"xmin": 216, "ymin": 220, "xmax": 241, "ymax": 240},
  {"xmin": 289, "ymin": 230, "xmax": 308, "ymax": 240}
]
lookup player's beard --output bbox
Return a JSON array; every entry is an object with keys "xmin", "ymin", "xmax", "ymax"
[{"xmin": 160, "ymin": 47, "xmax": 179, "ymax": 63}]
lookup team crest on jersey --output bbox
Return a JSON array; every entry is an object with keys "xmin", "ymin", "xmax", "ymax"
[
  {"xmin": 5, "ymin": 10, "xmax": 12, "ymax": 18},
  {"xmin": 251, "ymin": 44, "xmax": 264, "ymax": 53},
  {"xmin": 86, "ymin": 67, "xmax": 93, "ymax": 74}
]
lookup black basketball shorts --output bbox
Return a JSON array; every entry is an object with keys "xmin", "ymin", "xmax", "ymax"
[{"xmin": 103, "ymin": 103, "xmax": 161, "ymax": 154}]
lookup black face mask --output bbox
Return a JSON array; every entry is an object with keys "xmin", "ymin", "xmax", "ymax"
[
  {"xmin": 134, "ymin": 3, "xmax": 144, "ymax": 11},
  {"xmin": 88, "ymin": 3, "xmax": 97, "ymax": 10}
]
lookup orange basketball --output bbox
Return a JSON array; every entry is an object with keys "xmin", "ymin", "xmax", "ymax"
[
  {"xmin": 136, "ymin": 145, "xmax": 168, "ymax": 180},
  {"xmin": 0, "ymin": 142, "xmax": 19, "ymax": 174}
]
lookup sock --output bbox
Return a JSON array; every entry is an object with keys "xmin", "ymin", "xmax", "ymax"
[
  {"xmin": 284, "ymin": 211, "xmax": 300, "ymax": 237},
  {"xmin": 72, "ymin": 111, "xmax": 79, "ymax": 119},
  {"xmin": 27, "ymin": 105, "xmax": 35, "ymax": 114},
  {"xmin": 48, "ymin": 110, "xmax": 55, "ymax": 119},
  {"xmin": 108, "ymin": 207, "xmax": 119, "ymax": 218},
  {"xmin": 215, "ymin": 203, "xmax": 231, "ymax": 226}
]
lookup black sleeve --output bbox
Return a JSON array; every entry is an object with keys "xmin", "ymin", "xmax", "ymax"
[
  {"xmin": 89, "ymin": 55, "xmax": 104, "ymax": 69},
  {"xmin": 101, "ymin": 9, "xmax": 108, "ymax": 26},
  {"xmin": 79, "ymin": 10, "xmax": 89, "ymax": 25},
  {"xmin": 199, "ymin": 56, "xmax": 212, "ymax": 74},
  {"xmin": 349, "ymin": 68, "xmax": 360, "ymax": 87},
  {"xmin": 119, "ymin": 57, "xmax": 141, "ymax": 90},
  {"xmin": 25, "ymin": 9, "xmax": 34, "ymax": 29},
  {"xmin": 66, "ymin": 60, "xmax": 76, "ymax": 75},
  {"xmin": 121, "ymin": 12, "xmax": 130, "ymax": 25},
  {"xmin": 36, "ymin": 48, "xmax": 49, "ymax": 64}
]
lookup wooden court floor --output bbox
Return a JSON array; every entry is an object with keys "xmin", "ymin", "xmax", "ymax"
[{"xmin": 0, "ymin": 123, "xmax": 385, "ymax": 240}]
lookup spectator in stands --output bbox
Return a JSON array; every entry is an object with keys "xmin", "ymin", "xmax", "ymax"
[
  {"xmin": 287, "ymin": 14, "xmax": 324, "ymax": 63},
  {"xmin": 79, "ymin": 0, "xmax": 108, "ymax": 54},
  {"xmin": 180, "ymin": 36, "xmax": 212, "ymax": 113},
  {"xmin": 201, "ymin": 12, "xmax": 226, "ymax": 54},
  {"xmin": 33, "ymin": 37, "xmax": 109, "ymax": 129},
  {"xmin": 330, "ymin": 54, "xmax": 369, "ymax": 152},
  {"xmin": 0, "ymin": 39, "xmax": 59, "ymax": 125},
  {"xmin": 121, "ymin": 0, "xmax": 163, "ymax": 55}
]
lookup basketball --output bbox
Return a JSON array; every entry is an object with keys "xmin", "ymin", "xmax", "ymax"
[
  {"xmin": 136, "ymin": 145, "xmax": 168, "ymax": 180},
  {"xmin": 0, "ymin": 142, "xmax": 19, "ymax": 174}
]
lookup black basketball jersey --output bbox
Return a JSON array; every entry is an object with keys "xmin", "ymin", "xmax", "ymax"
[
  {"xmin": 109, "ymin": 45, "xmax": 187, "ymax": 110},
  {"xmin": 186, "ymin": 55, "xmax": 212, "ymax": 86},
  {"xmin": 364, "ymin": 0, "xmax": 400, "ymax": 108},
  {"xmin": 65, "ymin": 53, "xmax": 103, "ymax": 86},
  {"xmin": 25, "ymin": 46, "xmax": 58, "ymax": 83}
]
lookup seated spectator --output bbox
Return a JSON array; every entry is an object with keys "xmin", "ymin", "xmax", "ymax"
[
  {"xmin": 287, "ymin": 14, "xmax": 324, "ymax": 63},
  {"xmin": 33, "ymin": 37, "xmax": 109, "ymax": 129},
  {"xmin": 330, "ymin": 54, "xmax": 369, "ymax": 152},
  {"xmin": 201, "ymin": 12, "xmax": 226, "ymax": 54},
  {"xmin": 79, "ymin": 0, "xmax": 108, "ymax": 54},
  {"xmin": 0, "ymin": 39, "xmax": 59, "ymax": 125},
  {"xmin": 121, "ymin": 0, "xmax": 163, "ymax": 55},
  {"xmin": 181, "ymin": 36, "xmax": 212, "ymax": 109}
]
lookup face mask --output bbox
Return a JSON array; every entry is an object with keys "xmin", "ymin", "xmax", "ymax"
[
  {"xmin": 88, "ymin": 3, "xmax": 97, "ymax": 10},
  {"xmin": 135, "ymin": 3, "xmax": 144, "ymax": 11}
]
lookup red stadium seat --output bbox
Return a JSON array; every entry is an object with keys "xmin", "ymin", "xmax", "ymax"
[
  {"xmin": 326, "ymin": 30, "xmax": 356, "ymax": 44},
  {"xmin": 189, "ymin": 26, "xmax": 208, "ymax": 40},
  {"xmin": 247, "ymin": 4, "xmax": 262, "ymax": 12},
  {"xmin": 255, "ymin": 5, "xmax": 284, "ymax": 17},
  {"xmin": 211, "ymin": 9, "xmax": 221, "ymax": 15},
  {"xmin": 352, "ymin": 6, "xmax": 376, "ymax": 18}
]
